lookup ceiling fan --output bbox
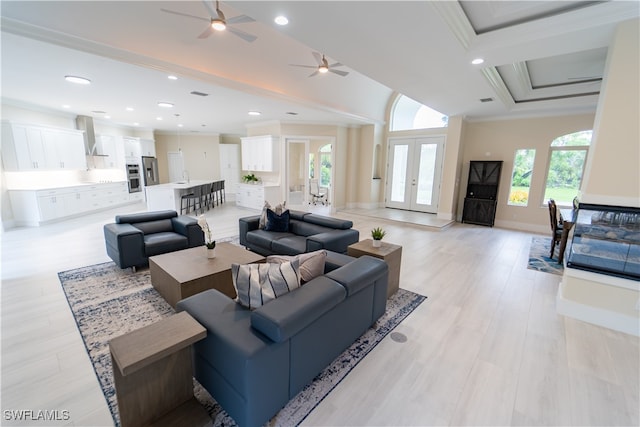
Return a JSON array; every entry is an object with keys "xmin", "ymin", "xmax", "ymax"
[
  {"xmin": 290, "ymin": 52, "xmax": 349, "ymax": 77},
  {"xmin": 161, "ymin": 0, "xmax": 257, "ymax": 43}
]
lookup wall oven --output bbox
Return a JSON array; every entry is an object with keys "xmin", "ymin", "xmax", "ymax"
[{"xmin": 126, "ymin": 164, "xmax": 142, "ymax": 193}]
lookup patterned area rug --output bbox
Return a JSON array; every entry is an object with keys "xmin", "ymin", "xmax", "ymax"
[
  {"xmin": 527, "ymin": 236, "xmax": 564, "ymax": 276},
  {"xmin": 58, "ymin": 259, "xmax": 426, "ymax": 427}
]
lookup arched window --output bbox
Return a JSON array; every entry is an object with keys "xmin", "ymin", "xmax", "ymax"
[
  {"xmin": 390, "ymin": 94, "xmax": 448, "ymax": 131},
  {"xmin": 544, "ymin": 130, "xmax": 592, "ymax": 205}
]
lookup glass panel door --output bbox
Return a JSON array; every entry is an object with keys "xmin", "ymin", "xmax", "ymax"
[
  {"xmin": 286, "ymin": 140, "xmax": 308, "ymax": 206},
  {"xmin": 386, "ymin": 136, "xmax": 444, "ymax": 213}
]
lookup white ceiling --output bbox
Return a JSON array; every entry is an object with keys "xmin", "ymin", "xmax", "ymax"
[{"xmin": 1, "ymin": 1, "xmax": 638, "ymax": 136}]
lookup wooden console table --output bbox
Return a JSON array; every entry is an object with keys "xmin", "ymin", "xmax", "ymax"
[
  {"xmin": 109, "ymin": 312, "xmax": 210, "ymax": 427},
  {"xmin": 348, "ymin": 239, "xmax": 402, "ymax": 298}
]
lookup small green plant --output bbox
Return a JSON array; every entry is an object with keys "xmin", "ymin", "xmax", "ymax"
[
  {"xmin": 371, "ymin": 227, "xmax": 386, "ymax": 241},
  {"xmin": 242, "ymin": 173, "xmax": 259, "ymax": 183}
]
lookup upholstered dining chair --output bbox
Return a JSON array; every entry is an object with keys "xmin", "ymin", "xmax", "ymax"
[{"xmin": 548, "ymin": 199, "xmax": 563, "ymax": 259}]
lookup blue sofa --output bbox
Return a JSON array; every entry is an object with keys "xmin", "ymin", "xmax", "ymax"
[
  {"xmin": 176, "ymin": 254, "xmax": 388, "ymax": 427},
  {"xmin": 103, "ymin": 210, "xmax": 204, "ymax": 270},
  {"xmin": 239, "ymin": 210, "xmax": 359, "ymax": 256}
]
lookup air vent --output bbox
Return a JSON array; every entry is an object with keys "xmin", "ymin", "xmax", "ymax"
[
  {"xmin": 286, "ymin": 112, "xmax": 298, "ymax": 115},
  {"xmin": 480, "ymin": 97, "xmax": 494, "ymax": 103},
  {"xmin": 190, "ymin": 91, "xmax": 209, "ymax": 97}
]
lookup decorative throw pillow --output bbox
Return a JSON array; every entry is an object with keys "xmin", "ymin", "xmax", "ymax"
[
  {"xmin": 232, "ymin": 260, "xmax": 300, "ymax": 309},
  {"xmin": 267, "ymin": 250, "xmax": 327, "ymax": 284},
  {"xmin": 273, "ymin": 201, "xmax": 286, "ymax": 215},
  {"xmin": 264, "ymin": 208, "xmax": 290, "ymax": 232},
  {"xmin": 259, "ymin": 201, "xmax": 271, "ymax": 229}
]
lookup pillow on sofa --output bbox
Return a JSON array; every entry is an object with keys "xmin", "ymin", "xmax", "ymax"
[
  {"xmin": 259, "ymin": 201, "xmax": 287, "ymax": 229},
  {"xmin": 232, "ymin": 259, "xmax": 300, "ymax": 309},
  {"xmin": 265, "ymin": 208, "xmax": 290, "ymax": 232},
  {"xmin": 267, "ymin": 250, "xmax": 327, "ymax": 284}
]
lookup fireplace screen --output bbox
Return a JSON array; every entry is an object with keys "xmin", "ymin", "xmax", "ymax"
[{"xmin": 567, "ymin": 204, "xmax": 640, "ymax": 280}]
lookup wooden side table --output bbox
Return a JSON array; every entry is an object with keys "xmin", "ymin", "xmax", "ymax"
[
  {"xmin": 109, "ymin": 312, "xmax": 210, "ymax": 427},
  {"xmin": 347, "ymin": 239, "xmax": 402, "ymax": 298}
]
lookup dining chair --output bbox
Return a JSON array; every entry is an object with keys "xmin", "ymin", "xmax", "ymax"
[{"xmin": 548, "ymin": 199, "xmax": 563, "ymax": 259}]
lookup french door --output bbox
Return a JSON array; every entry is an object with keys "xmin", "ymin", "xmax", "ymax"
[{"xmin": 386, "ymin": 136, "xmax": 445, "ymax": 213}]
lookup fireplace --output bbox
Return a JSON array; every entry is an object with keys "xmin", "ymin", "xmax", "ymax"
[{"xmin": 566, "ymin": 203, "xmax": 640, "ymax": 281}]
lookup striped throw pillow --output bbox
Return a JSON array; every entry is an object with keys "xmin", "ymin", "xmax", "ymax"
[{"xmin": 232, "ymin": 259, "xmax": 301, "ymax": 309}]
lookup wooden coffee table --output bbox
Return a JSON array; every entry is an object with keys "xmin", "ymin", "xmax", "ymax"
[{"xmin": 149, "ymin": 242, "xmax": 264, "ymax": 308}]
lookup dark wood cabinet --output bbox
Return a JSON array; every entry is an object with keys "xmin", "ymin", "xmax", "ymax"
[{"xmin": 462, "ymin": 161, "xmax": 502, "ymax": 227}]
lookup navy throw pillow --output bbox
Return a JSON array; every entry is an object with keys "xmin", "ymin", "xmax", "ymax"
[{"xmin": 265, "ymin": 208, "xmax": 290, "ymax": 232}]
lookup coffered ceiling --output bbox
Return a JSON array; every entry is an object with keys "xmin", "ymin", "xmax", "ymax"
[{"xmin": 1, "ymin": 1, "xmax": 637, "ymax": 135}]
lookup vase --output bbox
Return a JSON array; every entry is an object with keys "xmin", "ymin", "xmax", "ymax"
[
  {"xmin": 206, "ymin": 248, "xmax": 216, "ymax": 259},
  {"xmin": 372, "ymin": 239, "xmax": 382, "ymax": 248}
]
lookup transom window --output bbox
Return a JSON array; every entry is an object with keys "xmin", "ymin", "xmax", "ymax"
[{"xmin": 390, "ymin": 95, "xmax": 448, "ymax": 131}]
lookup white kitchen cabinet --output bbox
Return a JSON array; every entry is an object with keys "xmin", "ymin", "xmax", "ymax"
[
  {"xmin": 140, "ymin": 139, "xmax": 156, "ymax": 157},
  {"xmin": 1, "ymin": 122, "xmax": 86, "ymax": 171},
  {"xmin": 123, "ymin": 136, "xmax": 141, "ymax": 160},
  {"xmin": 240, "ymin": 136, "xmax": 278, "ymax": 172},
  {"xmin": 9, "ymin": 182, "xmax": 132, "ymax": 226},
  {"xmin": 236, "ymin": 183, "xmax": 281, "ymax": 210},
  {"xmin": 95, "ymin": 135, "xmax": 122, "ymax": 169}
]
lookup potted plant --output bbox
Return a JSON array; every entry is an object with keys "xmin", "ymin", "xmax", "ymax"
[
  {"xmin": 242, "ymin": 173, "xmax": 260, "ymax": 184},
  {"xmin": 371, "ymin": 227, "xmax": 386, "ymax": 247},
  {"xmin": 197, "ymin": 215, "xmax": 216, "ymax": 258}
]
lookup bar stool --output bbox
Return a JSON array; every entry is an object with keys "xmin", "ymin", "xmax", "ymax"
[
  {"xmin": 201, "ymin": 182, "xmax": 212, "ymax": 211},
  {"xmin": 219, "ymin": 180, "xmax": 225, "ymax": 204},
  {"xmin": 180, "ymin": 186, "xmax": 202, "ymax": 215}
]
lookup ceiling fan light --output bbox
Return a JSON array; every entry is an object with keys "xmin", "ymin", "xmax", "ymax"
[
  {"xmin": 318, "ymin": 66, "xmax": 329, "ymax": 73},
  {"xmin": 65, "ymin": 75, "xmax": 91, "ymax": 85},
  {"xmin": 211, "ymin": 19, "xmax": 226, "ymax": 31}
]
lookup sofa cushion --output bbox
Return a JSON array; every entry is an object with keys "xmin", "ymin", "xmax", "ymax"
[
  {"xmin": 144, "ymin": 232, "xmax": 188, "ymax": 256},
  {"xmin": 232, "ymin": 259, "xmax": 301, "ymax": 309},
  {"xmin": 132, "ymin": 219, "xmax": 174, "ymax": 235},
  {"xmin": 289, "ymin": 220, "xmax": 332, "ymax": 237},
  {"xmin": 250, "ymin": 276, "xmax": 346, "ymax": 342},
  {"xmin": 271, "ymin": 236, "xmax": 308, "ymax": 255},
  {"xmin": 265, "ymin": 208, "xmax": 290, "ymax": 232},
  {"xmin": 246, "ymin": 229, "xmax": 295, "ymax": 250},
  {"xmin": 267, "ymin": 250, "xmax": 327, "ymax": 283},
  {"xmin": 303, "ymin": 214, "xmax": 353, "ymax": 230},
  {"xmin": 115, "ymin": 210, "xmax": 177, "ymax": 224}
]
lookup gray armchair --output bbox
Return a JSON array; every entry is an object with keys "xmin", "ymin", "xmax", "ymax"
[{"xmin": 104, "ymin": 210, "xmax": 204, "ymax": 270}]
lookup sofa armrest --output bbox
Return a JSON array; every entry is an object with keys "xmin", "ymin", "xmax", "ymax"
[
  {"xmin": 103, "ymin": 223, "xmax": 146, "ymax": 268},
  {"xmin": 306, "ymin": 229, "xmax": 360, "ymax": 254},
  {"xmin": 250, "ymin": 277, "xmax": 346, "ymax": 343},
  {"xmin": 171, "ymin": 215, "xmax": 205, "ymax": 247},
  {"xmin": 239, "ymin": 215, "xmax": 261, "ymax": 247},
  {"xmin": 326, "ymin": 256, "xmax": 388, "ymax": 297}
]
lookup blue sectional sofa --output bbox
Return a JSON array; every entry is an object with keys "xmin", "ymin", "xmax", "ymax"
[
  {"xmin": 177, "ymin": 254, "xmax": 388, "ymax": 427},
  {"xmin": 239, "ymin": 210, "xmax": 359, "ymax": 256},
  {"xmin": 103, "ymin": 210, "xmax": 204, "ymax": 270}
]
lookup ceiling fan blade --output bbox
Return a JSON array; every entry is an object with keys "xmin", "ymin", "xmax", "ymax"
[
  {"xmin": 227, "ymin": 14, "xmax": 255, "ymax": 25},
  {"xmin": 290, "ymin": 64, "xmax": 317, "ymax": 69},
  {"xmin": 197, "ymin": 24, "xmax": 214, "ymax": 39},
  {"xmin": 329, "ymin": 62, "xmax": 343, "ymax": 68},
  {"xmin": 227, "ymin": 26, "xmax": 257, "ymax": 42},
  {"xmin": 202, "ymin": 0, "xmax": 217, "ymax": 17},
  {"xmin": 160, "ymin": 8, "xmax": 209, "ymax": 23},
  {"xmin": 330, "ymin": 69, "xmax": 349, "ymax": 77},
  {"xmin": 308, "ymin": 70, "xmax": 319, "ymax": 78},
  {"xmin": 311, "ymin": 51, "xmax": 323, "ymax": 65}
]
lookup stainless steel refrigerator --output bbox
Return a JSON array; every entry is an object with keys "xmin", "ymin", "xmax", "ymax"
[{"xmin": 142, "ymin": 156, "xmax": 160, "ymax": 186}]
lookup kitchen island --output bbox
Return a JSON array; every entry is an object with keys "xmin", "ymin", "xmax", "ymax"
[{"xmin": 145, "ymin": 180, "xmax": 212, "ymax": 213}]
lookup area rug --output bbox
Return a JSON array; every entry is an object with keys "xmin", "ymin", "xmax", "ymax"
[
  {"xmin": 59, "ymin": 260, "xmax": 426, "ymax": 427},
  {"xmin": 527, "ymin": 236, "xmax": 564, "ymax": 276}
]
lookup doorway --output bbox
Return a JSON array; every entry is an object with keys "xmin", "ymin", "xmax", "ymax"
[
  {"xmin": 167, "ymin": 151, "xmax": 184, "ymax": 183},
  {"xmin": 286, "ymin": 140, "xmax": 309, "ymax": 205},
  {"xmin": 386, "ymin": 136, "xmax": 445, "ymax": 213}
]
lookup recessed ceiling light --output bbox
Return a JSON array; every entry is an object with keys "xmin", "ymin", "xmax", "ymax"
[
  {"xmin": 168, "ymin": 75, "xmax": 178, "ymax": 80},
  {"xmin": 248, "ymin": 111, "xmax": 261, "ymax": 116},
  {"xmin": 156, "ymin": 117, "xmax": 163, "ymax": 121},
  {"xmin": 61, "ymin": 104, "xmax": 70, "ymax": 109},
  {"xmin": 133, "ymin": 122, "xmax": 139, "ymax": 126},
  {"xmin": 65, "ymin": 75, "xmax": 91, "ymax": 85},
  {"xmin": 471, "ymin": 58, "xmax": 485, "ymax": 65},
  {"xmin": 104, "ymin": 115, "xmax": 111, "ymax": 119},
  {"xmin": 178, "ymin": 124, "xmax": 184, "ymax": 128},
  {"xmin": 158, "ymin": 102, "xmax": 174, "ymax": 108},
  {"xmin": 274, "ymin": 15, "xmax": 289, "ymax": 25},
  {"xmin": 126, "ymin": 107, "xmax": 134, "ymax": 111}
]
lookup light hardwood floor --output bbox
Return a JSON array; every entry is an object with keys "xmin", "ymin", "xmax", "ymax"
[{"xmin": 1, "ymin": 202, "xmax": 638, "ymax": 426}]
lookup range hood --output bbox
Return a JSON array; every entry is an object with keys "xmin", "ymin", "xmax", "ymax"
[{"xmin": 76, "ymin": 115, "xmax": 105, "ymax": 156}]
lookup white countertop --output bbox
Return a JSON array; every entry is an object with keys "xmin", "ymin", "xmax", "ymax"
[{"xmin": 145, "ymin": 180, "xmax": 212, "ymax": 190}]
